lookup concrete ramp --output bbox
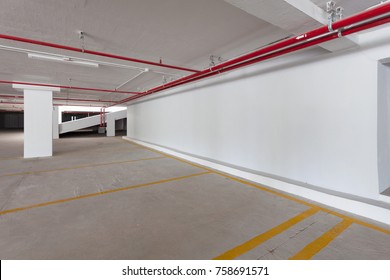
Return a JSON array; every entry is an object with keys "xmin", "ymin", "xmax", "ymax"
[{"xmin": 59, "ymin": 109, "xmax": 126, "ymax": 135}]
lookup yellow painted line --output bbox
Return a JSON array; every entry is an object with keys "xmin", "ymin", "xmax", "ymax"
[
  {"xmin": 289, "ymin": 219, "xmax": 353, "ymax": 260},
  {"xmin": 0, "ymin": 156, "xmax": 164, "ymax": 178},
  {"xmin": 123, "ymin": 138, "xmax": 390, "ymax": 235},
  {"xmin": 0, "ymin": 171, "xmax": 211, "ymax": 216},
  {"xmin": 213, "ymin": 207, "xmax": 320, "ymax": 260},
  {"xmin": 319, "ymin": 209, "xmax": 390, "ymax": 235}
]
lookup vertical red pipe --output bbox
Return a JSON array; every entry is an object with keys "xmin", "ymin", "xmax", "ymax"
[{"xmin": 100, "ymin": 108, "xmax": 103, "ymax": 127}]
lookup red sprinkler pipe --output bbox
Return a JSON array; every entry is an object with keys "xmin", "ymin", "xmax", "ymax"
[
  {"xmin": 0, "ymin": 80, "xmax": 141, "ymax": 95},
  {"xmin": 99, "ymin": 107, "xmax": 107, "ymax": 127},
  {"xmin": 112, "ymin": 3, "xmax": 390, "ymax": 106},
  {"xmin": 0, "ymin": 101, "xmax": 23, "ymax": 105},
  {"xmin": 54, "ymin": 97, "xmax": 117, "ymax": 103},
  {"xmin": 0, "ymin": 95, "xmax": 23, "ymax": 99},
  {"xmin": 53, "ymin": 103, "xmax": 107, "ymax": 107},
  {"xmin": 0, "ymin": 100, "xmax": 113, "ymax": 107},
  {"xmin": 224, "ymin": 16, "xmax": 390, "ymax": 73},
  {"xmin": 0, "ymin": 109, "xmax": 23, "ymax": 112},
  {"xmin": 0, "ymin": 34, "xmax": 199, "ymax": 73},
  {"xmin": 100, "ymin": 108, "xmax": 103, "ymax": 127},
  {"xmin": 134, "ymin": 16, "xmax": 388, "ymax": 102},
  {"xmin": 0, "ymin": 94, "xmax": 117, "ymax": 103}
]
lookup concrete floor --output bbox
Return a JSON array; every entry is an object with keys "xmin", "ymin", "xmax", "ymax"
[{"xmin": 0, "ymin": 130, "xmax": 389, "ymax": 260}]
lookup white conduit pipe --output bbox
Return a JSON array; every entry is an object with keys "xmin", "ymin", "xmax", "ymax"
[
  {"xmin": 0, "ymin": 44, "xmax": 181, "ymax": 77},
  {"xmin": 115, "ymin": 70, "xmax": 146, "ymax": 90}
]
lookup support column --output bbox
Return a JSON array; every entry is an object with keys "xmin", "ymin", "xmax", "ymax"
[
  {"xmin": 53, "ymin": 106, "xmax": 59, "ymax": 140},
  {"xmin": 23, "ymin": 89, "xmax": 53, "ymax": 158},
  {"xmin": 106, "ymin": 116, "xmax": 116, "ymax": 137}
]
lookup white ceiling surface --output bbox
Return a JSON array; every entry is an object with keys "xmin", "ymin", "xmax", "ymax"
[
  {"xmin": 0, "ymin": 0, "xmax": 381, "ymax": 110},
  {"xmin": 225, "ymin": 0, "xmax": 324, "ymax": 35}
]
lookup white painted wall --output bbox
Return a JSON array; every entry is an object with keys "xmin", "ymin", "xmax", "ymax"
[
  {"xmin": 127, "ymin": 26, "xmax": 390, "ymax": 203},
  {"xmin": 24, "ymin": 90, "xmax": 53, "ymax": 158},
  {"xmin": 378, "ymin": 62, "xmax": 390, "ymax": 193},
  {"xmin": 52, "ymin": 106, "xmax": 59, "ymax": 140}
]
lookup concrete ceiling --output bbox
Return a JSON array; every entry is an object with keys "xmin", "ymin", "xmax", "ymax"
[{"xmin": 0, "ymin": 0, "xmax": 381, "ymax": 110}]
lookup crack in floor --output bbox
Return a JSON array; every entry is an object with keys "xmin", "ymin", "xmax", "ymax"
[
  {"xmin": 256, "ymin": 219, "xmax": 319, "ymax": 259},
  {"xmin": 0, "ymin": 173, "xmax": 29, "ymax": 213}
]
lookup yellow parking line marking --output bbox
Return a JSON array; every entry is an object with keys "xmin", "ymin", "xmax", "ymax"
[
  {"xmin": 0, "ymin": 156, "xmax": 164, "ymax": 177},
  {"xmin": 0, "ymin": 171, "xmax": 211, "ymax": 216},
  {"xmin": 213, "ymin": 207, "xmax": 320, "ymax": 260},
  {"xmin": 289, "ymin": 219, "xmax": 353, "ymax": 260},
  {"xmin": 123, "ymin": 138, "xmax": 390, "ymax": 235},
  {"xmin": 319, "ymin": 209, "xmax": 389, "ymax": 235}
]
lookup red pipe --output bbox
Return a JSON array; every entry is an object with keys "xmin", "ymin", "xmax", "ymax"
[
  {"xmin": 115, "ymin": 33, "xmax": 339, "ymax": 105},
  {"xmin": 0, "ymin": 94, "xmax": 117, "ymax": 103},
  {"xmin": 0, "ymin": 109, "xmax": 23, "ymax": 112},
  {"xmin": 54, "ymin": 97, "xmax": 117, "ymax": 103},
  {"xmin": 190, "ymin": 15, "xmax": 388, "ymax": 86},
  {"xmin": 100, "ymin": 108, "xmax": 102, "ymax": 127},
  {"xmin": 53, "ymin": 103, "xmax": 107, "ymax": 107},
  {"xmin": 99, "ymin": 107, "xmax": 106, "ymax": 127},
  {"xmin": 0, "ymin": 100, "xmax": 109, "ymax": 107},
  {"xmin": 0, "ymin": 35, "xmax": 199, "ymax": 73},
  {"xmin": 0, "ymin": 95, "xmax": 23, "ymax": 99},
  {"xmin": 1, "ymin": 3, "xmax": 389, "ymax": 108},
  {"xmin": 0, "ymin": 80, "xmax": 141, "ymax": 95},
  {"xmin": 112, "ymin": 4, "xmax": 390, "ymax": 106},
  {"xmin": 0, "ymin": 101, "xmax": 23, "ymax": 105},
  {"xmin": 213, "ymin": 16, "xmax": 390, "ymax": 80}
]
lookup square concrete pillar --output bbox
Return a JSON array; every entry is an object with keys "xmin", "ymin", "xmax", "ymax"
[
  {"xmin": 12, "ymin": 84, "xmax": 59, "ymax": 158},
  {"xmin": 24, "ymin": 89, "xmax": 53, "ymax": 158},
  {"xmin": 106, "ymin": 116, "xmax": 116, "ymax": 137},
  {"xmin": 13, "ymin": 84, "xmax": 61, "ymax": 158}
]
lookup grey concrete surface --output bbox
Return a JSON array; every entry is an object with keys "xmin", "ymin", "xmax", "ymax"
[
  {"xmin": 0, "ymin": 157, "xmax": 204, "ymax": 211},
  {"xmin": 0, "ymin": 173, "xmax": 307, "ymax": 259},
  {"xmin": 0, "ymin": 129, "xmax": 23, "ymax": 158},
  {"xmin": 0, "ymin": 130, "xmax": 389, "ymax": 260}
]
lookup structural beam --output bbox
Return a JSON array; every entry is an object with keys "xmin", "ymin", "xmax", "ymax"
[
  {"xmin": 284, "ymin": 0, "xmax": 327, "ymax": 24},
  {"xmin": 284, "ymin": 0, "xmax": 358, "ymax": 51},
  {"xmin": 224, "ymin": 0, "xmax": 358, "ymax": 52}
]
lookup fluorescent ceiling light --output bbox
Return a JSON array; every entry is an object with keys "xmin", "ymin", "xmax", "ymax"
[
  {"xmin": 27, "ymin": 53, "xmax": 99, "ymax": 68},
  {"xmin": 12, "ymin": 84, "xmax": 61, "ymax": 92}
]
